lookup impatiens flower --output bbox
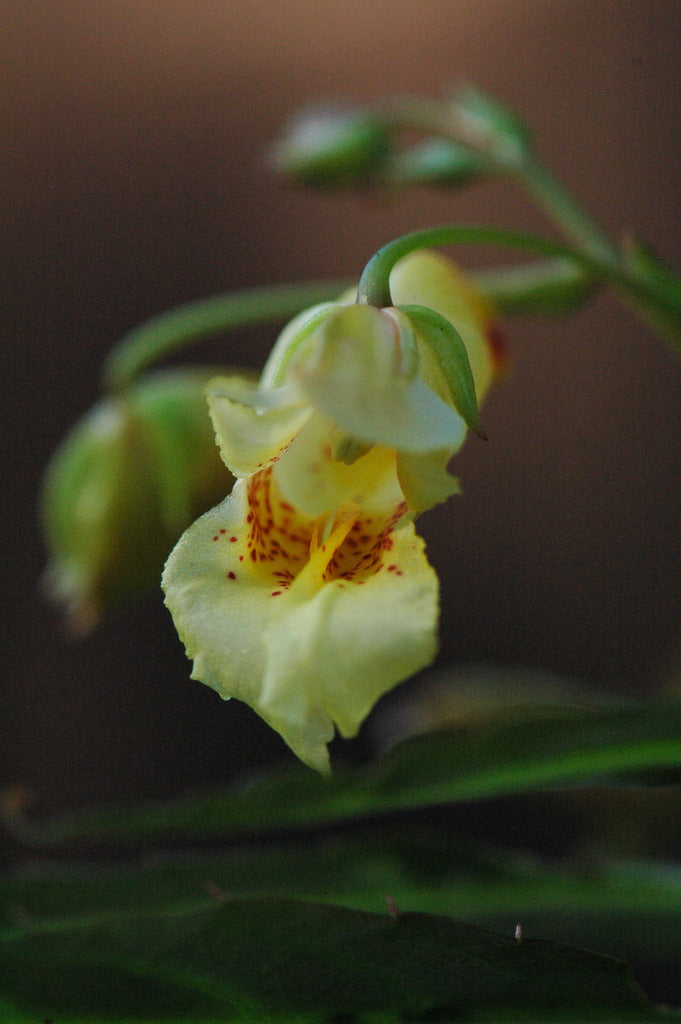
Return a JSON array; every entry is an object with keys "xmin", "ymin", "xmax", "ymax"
[{"xmin": 162, "ymin": 251, "xmax": 502, "ymax": 772}]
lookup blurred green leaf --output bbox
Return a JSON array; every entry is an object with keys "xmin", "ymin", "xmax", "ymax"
[
  {"xmin": 16, "ymin": 701, "xmax": 681, "ymax": 847},
  {"xmin": 472, "ymin": 259, "xmax": 598, "ymax": 315},
  {"xmin": 4, "ymin": 827, "xmax": 681, "ymax": 952},
  {"xmin": 0, "ymin": 895, "xmax": 662, "ymax": 1022},
  {"xmin": 620, "ymin": 237, "xmax": 681, "ymax": 346}
]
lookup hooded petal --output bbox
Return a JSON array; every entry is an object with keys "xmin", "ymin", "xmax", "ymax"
[
  {"xmin": 293, "ymin": 304, "xmax": 467, "ymax": 452},
  {"xmin": 261, "ymin": 302, "xmax": 343, "ymax": 388}
]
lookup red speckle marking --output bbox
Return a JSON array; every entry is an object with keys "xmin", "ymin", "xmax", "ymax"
[
  {"xmin": 219, "ymin": 528, "xmax": 226, "ymax": 535},
  {"xmin": 271, "ymin": 590, "xmax": 281, "ymax": 596},
  {"xmin": 227, "ymin": 571, "xmax": 236, "ymax": 580},
  {"xmin": 239, "ymin": 555, "xmax": 244, "ymax": 562},
  {"xmin": 230, "ymin": 536, "xmax": 237, "ymax": 542},
  {"xmin": 387, "ymin": 564, "xmax": 397, "ymax": 572},
  {"xmin": 212, "ymin": 535, "xmax": 219, "ymax": 542}
]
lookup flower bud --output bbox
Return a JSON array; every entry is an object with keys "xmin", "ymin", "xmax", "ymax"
[
  {"xmin": 41, "ymin": 370, "xmax": 232, "ymax": 632},
  {"xmin": 271, "ymin": 106, "xmax": 391, "ymax": 188},
  {"xmin": 384, "ymin": 139, "xmax": 488, "ymax": 188}
]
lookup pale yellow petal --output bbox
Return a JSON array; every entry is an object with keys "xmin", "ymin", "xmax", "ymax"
[
  {"xmin": 271, "ymin": 411, "xmax": 406, "ymax": 521},
  {"xmin": 207, "ymin": 376, "xmax": 312, "ymax": 478},
  {"xmin": 397, "ymin": 450, "xmax": 461, "ymax": 514},
  {"xmin": 162, "ymin": 481, "xmax": 271, "ymax": 706},
  {"xmin": 261, "ymin": 522, "xmax": 439, "ymax": 768},
  {"xmin": 261, "ymin": 302, "xmax": 342, "ymax": 388},
  {"xmin": 162, "ymin": 473, "xmax": 438, "ymax": 774}
]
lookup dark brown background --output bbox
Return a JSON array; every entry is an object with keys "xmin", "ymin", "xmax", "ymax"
[{"xmin": 3, "ymin": 1, "xmax": 681, "ymax": 813}]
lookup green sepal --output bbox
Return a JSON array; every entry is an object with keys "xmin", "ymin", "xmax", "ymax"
[
  {"xmin": 399, "ymin": 303, "xmax": 486, "ymax": 438},
  {"xmin": 451, "ymin": 85, "xmax": 531, "ymax": 166}
]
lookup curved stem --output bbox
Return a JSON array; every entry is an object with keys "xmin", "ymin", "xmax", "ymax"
[
  {"xmin": 102, "ymin": 279, "xmax": 353, "ymax": 392},
  {"xmin": 356, "ymin": 225, "xmax": 605, "ymax": 308}
]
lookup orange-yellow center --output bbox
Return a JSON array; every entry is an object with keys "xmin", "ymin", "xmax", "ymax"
[{"xmin": 240, "ymin": 466, "xmax": 407, "ymax": 592}]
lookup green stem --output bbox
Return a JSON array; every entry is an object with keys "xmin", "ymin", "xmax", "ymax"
[
  {"xmin": 517, "ymin": 156, "xmax": 620, "ymax": 265},
  {"xmin": 375, "ymin": 96, "xmax": 620, "ymax": 268},
  {"xmin": 356, "ymin": 225, "xmax": 604, "ymax": 308},
  {"xmin": 102, "ymin": 279, "xmax": 353, "ymax": 392}
]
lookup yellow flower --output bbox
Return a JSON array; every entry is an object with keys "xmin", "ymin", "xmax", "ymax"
[{"xmin": 162, "ymin": 251, "xmax": 501, "ymax": 772}]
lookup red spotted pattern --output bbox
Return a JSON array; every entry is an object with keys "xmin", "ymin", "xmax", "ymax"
[{"xmin": 214, "ymin": 465, "xmax": 409, "ymax": 594}]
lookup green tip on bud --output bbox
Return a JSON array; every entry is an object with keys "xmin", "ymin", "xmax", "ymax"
[
  {"xmin": 41, "ymin": 371, "xmax": 232, "ymax": 633},
  {"xmin": 270, "ymin": 106, "xmax": 392, "ymax": 188},
  {"xmin": 384, "ymin": 139, "xmax": 489, "ymax": 188}
]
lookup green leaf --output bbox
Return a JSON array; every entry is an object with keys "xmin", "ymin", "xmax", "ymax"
[
  {"xmin": 0, "ymin": 896, "xmax": 661, "ymax": 1022},
  {"xmin": 472, "ymin": 259, "xmax": 598, "ymax": 315},
  {"xmin": 12, "ymin": 700, "xmax": 681, "ymax": 848},
  {"xmin": 620, "ymin": 237, "xmax": 681, "ymax": 347}
]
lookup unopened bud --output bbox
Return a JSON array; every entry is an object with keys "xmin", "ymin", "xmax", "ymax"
[
  {"xmin": 41, "ymin": 370, "xmax": 232, "ymax": 632},
  {"xmin": 271, "ymin": 106, "xmax": 391, "ymax": 187}
]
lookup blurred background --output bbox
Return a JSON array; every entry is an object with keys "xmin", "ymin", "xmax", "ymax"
[{"xmin": 3, "ymin": 0, "xmax": 681, "ymax": 814}]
